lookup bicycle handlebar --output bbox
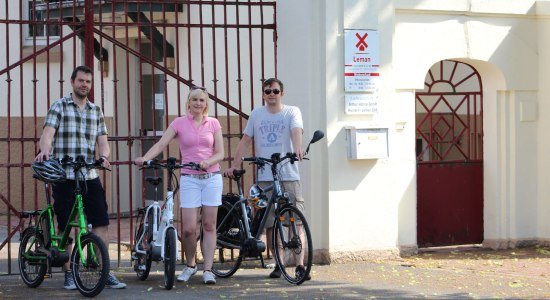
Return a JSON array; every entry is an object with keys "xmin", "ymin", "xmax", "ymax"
[
  {"xmin": 60, "ymin": 155, "xmax": 110, "ymax": 172},
  {"xmin": 139, "ymin": 157, "xmax": 204, "ymax": 171},
  {"xmin": 242, "ymin": 152, "xmax": 300, "ymax": 166}
]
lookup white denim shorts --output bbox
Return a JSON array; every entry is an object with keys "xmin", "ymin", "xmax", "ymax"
[{"xmin": 179, "ymin": 173, "xmax": 223, "ymax": 208}]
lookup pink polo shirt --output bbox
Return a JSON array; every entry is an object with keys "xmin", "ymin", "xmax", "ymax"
[{"xmin": 169, "ymin": 113, "xmax": 222, "ymax": 175}]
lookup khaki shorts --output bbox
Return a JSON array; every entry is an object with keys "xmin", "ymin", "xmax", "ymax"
[{"xmin": 258, "ymin": 180, "xmax": 305, "ymax": 228}]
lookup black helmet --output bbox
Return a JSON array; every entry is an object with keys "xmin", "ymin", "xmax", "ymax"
[{"xmin": 31, "ymin": 158, "xmax": 67, "ymax": 183}]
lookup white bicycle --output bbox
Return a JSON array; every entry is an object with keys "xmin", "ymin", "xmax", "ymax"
[{"xmin": 131, "ymin": 157, "xmax": 201, "ymax": 290}]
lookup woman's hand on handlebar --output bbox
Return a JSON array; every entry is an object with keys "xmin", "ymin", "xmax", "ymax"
[
  {"xmin": 223, "ymin": 167, "xmax": 237, "ymax": 178},
  {"xmin": 134, "ymin": 157, "xmax": 146, "ymax": 166}
]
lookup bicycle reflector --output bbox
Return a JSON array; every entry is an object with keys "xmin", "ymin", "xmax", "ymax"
[{"xmin": 31, "ymin": 159, "xmax": 67, "ymax": 183}]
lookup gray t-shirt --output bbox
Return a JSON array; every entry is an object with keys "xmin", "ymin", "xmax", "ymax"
[{"xmin": 243, "ymin": 105, "xmax": 303, "ymax": 181}]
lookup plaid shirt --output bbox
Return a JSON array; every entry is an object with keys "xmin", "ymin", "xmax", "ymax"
[{"xmin": 44, "ymin": 94, "xmax": 108, "ymax": 180}]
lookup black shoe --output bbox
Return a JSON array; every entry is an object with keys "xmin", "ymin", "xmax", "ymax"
[
  {"xmin": 295, "ymin": 265, "xmax": 311, "ymax": 281},
  {"xmin": 269, "ymin": 266, "xmax": 281, "ymax": 278}
]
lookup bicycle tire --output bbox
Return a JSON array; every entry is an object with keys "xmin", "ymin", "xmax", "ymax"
[
  {"xmin": 18, "ymin": 227, "xmax": 47, "ymax": 288},
  {"xmin": 133, "ymin": 223, "xmax": 152, "ymax": 280},
  {"xmin": 71, "ymin": 233, "xmax": 109, "ymax": 297},
  {"xmin": 211, "ymin": 202, "xmax": 244, "ymax": 278},
  {"xmin": 272, "ymin": 205, "xmax": 313, "ymax": 285},
  {"xmin": 164, "ymin": 227, "xmax": 177, "ymax": 290}
]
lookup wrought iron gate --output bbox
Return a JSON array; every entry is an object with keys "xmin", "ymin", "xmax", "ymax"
[
  {"xmin": 0, "ymin": 0, "xmax": 277, "ymax": 273},
  {"xmin": 416, "ymin": 60, "xmax": 484, "ymax": 247}
]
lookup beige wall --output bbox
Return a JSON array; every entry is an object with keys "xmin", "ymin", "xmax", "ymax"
[{"xmin": 277, "ymin": 0, "xmax": 549, "ymax": 261}]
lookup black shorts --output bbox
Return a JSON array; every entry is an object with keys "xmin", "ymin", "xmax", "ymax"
[{"xmin": 52, "ymin": 177, "xmax": 109, "ymax": 231}]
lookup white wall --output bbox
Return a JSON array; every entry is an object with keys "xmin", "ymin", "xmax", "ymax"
[
  {"xmin": 537, "ymin": 2, "xmax": 550, "ymax": 242},
  {"xmin": 276, "ymin": 0, "xmax": 548, "ymax": 258}
]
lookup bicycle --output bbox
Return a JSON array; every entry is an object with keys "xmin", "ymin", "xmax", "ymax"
[
  {"xmin": 131, "ymin": 157, "xmax": 202, "ymax": 290},
  {"xmin": 19, "ymin": 155, "xmax": 110, "ymax": 297},
  {"xmin": 213, "ymin": 130, "xmax": 325, "ymax": 285}
]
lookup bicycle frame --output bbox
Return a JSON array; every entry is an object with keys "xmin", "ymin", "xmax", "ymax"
[
  {"xmin": 217, "ymin": 161, "xmax": 287, "ymax": 249},
  {"xmin": 134, "ymin": 158, "xmax": 200, "ymax": 261},
  {"xmin": 134, "ymin": 186, "xmax": 177, "ymax": 260}
]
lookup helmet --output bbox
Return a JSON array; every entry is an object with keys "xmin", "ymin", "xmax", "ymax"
[
  {"xmin": 249, "ymin": 184, "xmax": 263, "ymax": 199},
  {"xmin": 31, "ymin": 159, "xmax": 67, "ymax": 183},
  {"xmin": 249, "ymin": 184, "xmax": 267, "ymax": 209}
]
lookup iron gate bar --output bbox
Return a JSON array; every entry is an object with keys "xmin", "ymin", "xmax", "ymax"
[
  {"xmin": 0, "ymin": 31, "xmax": 80, "ymax": 77},
  {"xmin": 93, "ymin": 28, "xmax": 249, "ymax": 118}
]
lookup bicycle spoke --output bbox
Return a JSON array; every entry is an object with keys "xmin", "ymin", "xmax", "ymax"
[
  {"xmin": 212, "ymin": 203, "xmax": 243, "ymax": 277},
  {"xmin": 18, "ymin": 228, "xmax": 47, "ymax": 288},
  {"xmin": 273, "ymin": 206, "xmax": 313, "ymax": 285},
  {"xmin": 72, "ymin": 234, "xmax": 109, "ymax": 297}
]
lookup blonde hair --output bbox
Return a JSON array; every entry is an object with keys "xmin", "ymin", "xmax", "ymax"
[{"xmin": 186, "ymin": 88, "xmax": 209, "ymax": 116}]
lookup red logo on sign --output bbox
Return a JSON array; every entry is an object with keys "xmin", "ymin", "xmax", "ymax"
[{"xmin": 355, "ymin": 33, "xmax": 368, "ymax": 51}]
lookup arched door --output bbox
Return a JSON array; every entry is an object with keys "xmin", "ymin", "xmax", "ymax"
[{"xmin": 416, "ymin": 60, "xmax": 484, "ymax": 247}]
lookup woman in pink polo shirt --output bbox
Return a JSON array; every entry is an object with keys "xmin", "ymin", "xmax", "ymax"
[{"xmin": 134, "ymin": 86, "xmax": 224, "ymax": 285}]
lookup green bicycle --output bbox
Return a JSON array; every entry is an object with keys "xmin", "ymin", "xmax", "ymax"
[{"xmin": 18, "ymin": 155, "xmax": 110, "ymax": 297}]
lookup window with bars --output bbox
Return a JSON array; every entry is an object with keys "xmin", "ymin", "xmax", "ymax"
[{"xmin": 27, "ymin": 1, "xmax": 60, "ymax": 39}]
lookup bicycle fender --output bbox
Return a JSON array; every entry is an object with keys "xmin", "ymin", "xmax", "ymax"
[{"xmin": 158, "ymin": 225, "xmax": 178, "ymax": 261}]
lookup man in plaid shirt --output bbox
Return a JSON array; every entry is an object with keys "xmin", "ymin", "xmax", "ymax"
[{"xmin": 34, "ymin": 65, "xmax": 126, "ymax": 290}]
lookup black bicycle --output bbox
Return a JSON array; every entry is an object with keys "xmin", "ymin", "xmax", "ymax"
[{"xmin": 213, "ymin": 130, "xmax": 324, "ymax": 285}]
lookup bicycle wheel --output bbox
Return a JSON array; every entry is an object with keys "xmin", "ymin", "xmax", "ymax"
[
  {"xmin": 211, "ymin": 202, "xmax": 244, "ymax": 278},
  {"xmin": 18, "ymin": 227, "xmax": 47, "ymax": 288},
  {"xmin": 163, "ymin": 227, "xmax": 177, "ymax": 290},
  {"xmin": 272, "ymin": 205, "xmax": 313, "ymax": 285},
  {"xmin": 133, "ymin": 223, "xmax": 152, "ymax": 280},
  {"xmin": 71, "ymin": 233, "xmax": 109, "ymax": 297}
]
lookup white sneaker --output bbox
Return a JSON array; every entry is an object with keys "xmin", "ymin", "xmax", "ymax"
[
  {"xmin": 203, "ymin": 271, "xmax": 216, "ymax": 284},
  {"xmin": 177, "ymin": 265, "xmax": 197, "ymax": 282},
  {"xmin": 265, "ymin": 258, "xmax": 276, "ymax": 269}
]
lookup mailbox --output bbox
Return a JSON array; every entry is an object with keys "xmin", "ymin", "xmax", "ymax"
[{"xmin": 345, "ymin": 127, "xmax": 388, "ymax": 159}]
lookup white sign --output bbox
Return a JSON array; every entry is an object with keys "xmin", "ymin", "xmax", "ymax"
[
  {"xmin": 345, "ymin": 93, "xmax": 379, "ymax": 115},
  {"xmin": 154, "ymin": 93, "xmax": 164, "ymax": 110},
  {"xmin": 344, "ymin": 29, "xmax": 380, "ymax": 92}
]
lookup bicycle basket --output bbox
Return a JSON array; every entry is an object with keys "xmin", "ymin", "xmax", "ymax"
[{"xmin": 31, "ymin": 159, "xmax": 67, "ymax": 183}]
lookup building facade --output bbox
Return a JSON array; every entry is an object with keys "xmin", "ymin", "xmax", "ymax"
[{"xmin": 1, "ymin": 0, "xmax": 549, "ymax": 264}]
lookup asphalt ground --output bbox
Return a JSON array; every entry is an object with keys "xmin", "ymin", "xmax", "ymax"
[{"xmin": 1, "ymin": 245, "xmax": 549, "ymax": 299}]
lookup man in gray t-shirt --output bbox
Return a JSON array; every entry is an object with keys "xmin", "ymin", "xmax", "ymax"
[{"xmin": 224, "ymin": 78, "xmax": 310, "ymax": 281}]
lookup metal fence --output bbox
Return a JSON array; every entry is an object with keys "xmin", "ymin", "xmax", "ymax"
[{"xmin": 0, "ymin": 0, "xmax": 277, "ymax": 273}]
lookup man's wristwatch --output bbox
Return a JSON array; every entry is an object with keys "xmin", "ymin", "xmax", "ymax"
[{"xmin": 99, "ymin": 155, "xmax": 109, "ymax": 160}]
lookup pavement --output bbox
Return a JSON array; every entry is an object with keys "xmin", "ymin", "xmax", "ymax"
[{"xmin": 1, "ymin": 245, "xmax": 549, "ymax": 299}]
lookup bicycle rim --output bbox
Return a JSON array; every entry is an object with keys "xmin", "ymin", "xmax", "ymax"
[
  {"xmin": 18, "ymin": 228, "xmax": 47, "ymax": 288},
  {"xmin": 164, "ymin": 227, "xmax": 176, "ymax": 290},
  {"xmin": 72, "ymin": 233, "xmax": 109, "ymax": 297},
  {"xmin": 273, "ymin": 206, "xmax": 313, "ymax": 285},
  {"xmin": 133, "ymin": 223, "xmax": 152, "ymax": 280},
  {"xmin": 212, "ymin": 203, "xmax": 244, "ymax": 278}
]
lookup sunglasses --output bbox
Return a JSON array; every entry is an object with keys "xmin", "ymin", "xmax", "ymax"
[
  {"xmin": 190, "ymin": 86, "xmax": 207, "ymax": 92},
  {"xmin": 263, "ymin": 89, "xmax": 280, "ymax": 95}
]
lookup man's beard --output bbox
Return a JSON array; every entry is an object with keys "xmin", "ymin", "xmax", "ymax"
[{"xmin": 73, "ymin": 89, "xmax": 88, "ymax": 99}]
